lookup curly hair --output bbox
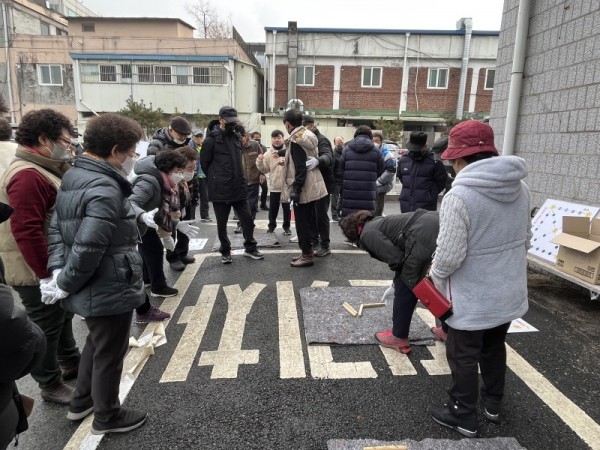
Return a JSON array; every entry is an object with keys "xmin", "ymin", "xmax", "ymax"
[
  {"xmin": 15, "ymin": 109, "xmax": 74, "ymax": 146},
  {"xmin": 177, "ymin": 145, "xmax": 199, "ymax": 162},
  {"xmin": 0, "ymin": 118, "xmax": 12, "ymax": 141},
  {"xmin": 339, "ymin": 210, "xmax": 374, "ymax": 243},
  {"xmin": 84, "ymin": 114, "xmax": 143, "ymax": 157},
  {"xmin": 155, "ymin": 149, "xmax": 187, "ymax": 173}
]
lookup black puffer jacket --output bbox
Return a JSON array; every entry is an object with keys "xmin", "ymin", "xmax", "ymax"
[
  {"xmin": 359, "ymin": 210, "xmax": 439, "ymax": 288},
  {"xmin": 312, "ymin": 128, "xmax": 335, "ymax": 194},
  {"xmin": 397, "ymin": 151, "xmax": 448, "ymax": 212},
  {"xmin": 332, "ymin": 145, "xmax": 343, "ymax": 186},
  {"xmin": 147, "ymin": 127, "xmax": 190, "ymax": 155},
  {"xmin": 129, "ymin": 155, "xmax": 164, "ymax": 235},
  {"xmin": 47, "ymin": 156, "xmax": 145, "ymax": 317},
  {"xmin": 340, "ymin": 135, "xmax": 384, "ymax": 216},
  {"xmin": 200, "ymin": 120, "xmax": 247, "ymax": 203}
]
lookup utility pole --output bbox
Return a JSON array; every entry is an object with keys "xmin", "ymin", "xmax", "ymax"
[{"xmin": 1, "ymin": 0, "xmax": 16, "ymax": 123}]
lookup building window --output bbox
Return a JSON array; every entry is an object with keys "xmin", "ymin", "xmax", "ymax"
[
  {"xmin": 99, "ymin": 65, "xmax": 117, "ymax": 82},
  {"xmin": 82, "ymin": 23, "xmax": 95, "ymax": 32},
  {"xmin": 66, "ymin": 8, "xmax": 78, "ymax": 17},
  {"xmin": 427, "ymin": 68, "xmax": 448, "ymax": 89},
  {"xmin": 49, "ymin": 3, "xmax": 59, "ymax": 11},
  {"xmin": 38, "ymin": 64, "xmax": 63, "ymax": 86},
  {"xmin": 174, "ymin": 66, "xmax": 188, "ymax": 85},
  {"xmin": 40, "ymin": 22, "xmax": 50, "ymax": 36},
  {"xmin": 154, "ymin": 66, "xmax": 172, "ymax": 83},
  {"xmin": 137, "ymin": 65, "xmax": 153, "ymax": 83},
  {"xmin": 121, "ymin": 65, "xmax": 132, "ymax": 80},
  {"xmin": 484, "ymin": 69, "xmax": 495, "ymax": 90},
  {"xmin": 362, "ymin": 67, "xmax": 382, "ymax": 88},
  {"xmin": 80, "ymin": 64, "xmax": 99, "ymax": 82},
  {"xmin": 56, "ymin": 28, "xmax": 68, "ymax": 36},
  {"xmin": 296, "ymin": 66, "xmax": 314, "ymax": 86},
  {"xmin": 192, "ymin": 66, "xmax": 226, "ymax": 85}
]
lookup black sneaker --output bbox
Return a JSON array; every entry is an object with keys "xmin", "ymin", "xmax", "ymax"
[
  {"xmin": 480, "ymin": 398, "xmax": 500, "ymax": 423},
  {"xmin": 266, "ymin": 228, "xmax": 275, "ymax": 234},
  {"xmin": 243, "ymin": 249, "xmax": 264, "ymax": 260},
  {"xmin": 283, "ymin": 228, "xmax": 292, "ymax": 235},
  {"xmin": 169, "ymin": 260, "xmax": 185, "ymax": 271},
  {"xmin": 91, "ymin": 408, "xmax": 147, "ymax": 435},
  {"xmin": 234, "ymin": 226, "xmax": 243, "ymax": 234},
  {"xmin": 180, "ymin": 254, "xmax": 195, "ymax": 264},
  {"xmin": 429, "ymin": 403, "xmax": 478, "ymax": 438},
  {"xmin": 315, "ymin": 247, "xmax": 331, "ymax": 257},
  {"xmin": 150, "ymin": 286, "xmax": 179, "ymax": 298},
  {"xmin": 221, "ymin": 254, "xmax": 233, "ymax": 264},
  {"xmin": 200, "ymin": 217, "xmax": 212, "ymax": 222},
  {"xmin": 67, "ymin": 402, "xmax": 94, "ymax": 421}
]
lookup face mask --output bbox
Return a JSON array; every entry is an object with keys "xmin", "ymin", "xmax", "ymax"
[
  {"xmin": 173, "ymin": 137, "xmax": 186, "ymax": 145},
  {"xmin": 373, "ymin": 143, "xmax": 380, "ymax": 149},
  {"xmin": 183, "ymin": 171, "xmax": 194, "ymax": 182},
  {"xmin": 49, "ymin": 142, "xmax": 71, "ymax": 161},
  {"xmin": 170, "ymin": 172, "xmax": 185, "ymax": 184},
  {"xmin": 120, "ymin": 155, "xmax": 136, "ymax": 177}
]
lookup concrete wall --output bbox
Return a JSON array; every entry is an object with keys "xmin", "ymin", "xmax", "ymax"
[
  {"xmin": 490, "ymin": 0, "xmax": 600, "ymax": 208},
  {"xmin": 68, "ymin": 18, "xmax": 194, "ymax": 39}
]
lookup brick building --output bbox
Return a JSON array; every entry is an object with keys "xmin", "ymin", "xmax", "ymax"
[{"xmin": 263, "ymin": 22, "xmax": 499, "ymax": 143}]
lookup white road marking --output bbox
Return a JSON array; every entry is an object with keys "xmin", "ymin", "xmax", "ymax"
[
  {"xmin": 63, "ymin": 257, "xmax": 205, "ymax": 450},
  {"xmin": 507, "ymin": 345, "xmax": 600, "ymax": 449},
  {"xmin": 198, "ymin": 283, "xmax": 266, "ymax": 378},
  {"xmin": 349, "ymin": 279, "xmax": 391, "ymax": 287},
  {"xmin": 160, "ymin": 284, "xmax": 219, "ymax": 383},
  {"xmin": 415, "ymin": 309, "xmax": 451, "ymax": 375},
  {"xmin": 277, "ymin": 281, "xmax": 306, "ymax": 378},
  {"xmin": 379, "ymin": 347, "xmax": 418, "ymax": 376}
]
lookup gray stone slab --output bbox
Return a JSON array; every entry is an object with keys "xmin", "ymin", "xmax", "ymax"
[
  {"xmin": 327, "ymin": 437, "xmax": 526, "ymax": 450},
  {"xmin": 300, "ymin": 287, "xmax": 435, "ymax": 346},
  {"xmin": 211, "ymin": 230, "xmax": 280, "ymax": 251}
]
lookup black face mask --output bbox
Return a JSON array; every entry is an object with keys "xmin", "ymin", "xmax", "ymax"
[{"xmin": 224, "ymin": 122, "xmax": 245, "ymax": 136}]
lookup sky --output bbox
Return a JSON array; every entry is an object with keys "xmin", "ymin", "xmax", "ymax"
[{"xmin": 80, "ymin": 0, "xmax": 505, "ymax": 42}]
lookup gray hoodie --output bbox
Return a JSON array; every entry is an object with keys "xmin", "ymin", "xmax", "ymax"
[{"xmin": 430, "ymin": 155, "xmax": 531, "ymax": 330}]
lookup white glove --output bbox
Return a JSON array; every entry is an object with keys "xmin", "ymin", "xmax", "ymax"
[
  {"xmin": 176, "ymin": 220, "xmax": 200, "ymax": 239},
  {"xmin": 382, "ymin": 283, "xmax": 395, "ymax": 307},
  {"xmin": 161, "ymin": 236, "xmax": 175, "ymax": 251},
  {"xmin": 141, "ymin": 208, "xmax": 159, "ymax": 229},
  {"xmin": 306, "ymin": 157, "xmax": 319, "ymax": 170},
  {"xmin": 41, "ymin": 270, "xmax": 68, "ymax": 305},
  {"xmin": 289, "ymin": 200, "xmax": 295, "ymax": 210}
]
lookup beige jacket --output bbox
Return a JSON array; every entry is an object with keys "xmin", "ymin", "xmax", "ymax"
[
  {"xmin": 256, "ymin": 149, "xmax": 286, "ymax": 192},
  {"xmin": 281, "ymin": 126, "xmax": 328, "ymax": 204},
  {"xmin": 0, "ymin": 141, "xmax": 17, "ymax": 179}
]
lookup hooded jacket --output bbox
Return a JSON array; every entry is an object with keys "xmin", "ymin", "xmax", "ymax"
[
  {"xmin": 332, "ymin": 144, "xmax": 343, "ymax": 185},
  {"xmin": 359, "ymin": 210, "xmax": 439, "ymax": 289},
  {"xmin": 340, "ymin": 135, "xmax": 384, "ymax": 216},
  {"xmin": 312, "ymin": 128, "xmax": 335, "ymax": 194},
  {"xmin": 47, "ymin": 156, "xmax": 145, "ymax": 318},
  {"xmin": 256, "ymin": 147, "xmax": 286, "ymax": 192},
  {"xmin": 147, "ymin": 127, "xmax": 190, "ymax": 155},
  {"xmin": 376, "ymin": 144, "xmax": 397, "ymax": 194},
  {"xmin": 397, "ymin": 150, "xmax": 448, "ymax": 212},
  {"xmin": 200, "ymin": 120, "xmax": 247, "ymax": 203},
  {"xmin": 128, "ymin": 155, "xmax": 165, "ymax": 236},
  {"xmin": 241, "ymin": 140, "xmax": 261, "ymax": 185},
  {"xmin": 430, "ymin": 156, "xmax": 531, "ymax": 331}
]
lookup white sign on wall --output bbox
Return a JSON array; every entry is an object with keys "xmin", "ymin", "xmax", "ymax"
[{"xmin": 528, "ymin": 199, "xmax": 599, "ymax": 263}]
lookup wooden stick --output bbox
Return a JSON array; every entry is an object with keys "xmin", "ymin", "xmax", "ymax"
[
  {"xmin": 358, "ymin": 304, "xmax": 364, "ymax": 317},
  {"xmin": 342, "ymin": 302, "xmax": 358, "ymax": 316},
  {"xmin": 362, "ymin": 302, "xmax": 386, "ymax": 308}
]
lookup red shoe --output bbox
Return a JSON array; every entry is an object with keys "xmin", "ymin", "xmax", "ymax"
[
  {"xmin": 430, "ymin": 326, "xmax": 448, "ymax": 342},
  {"xmin": 374, "ymin": 328, "xmax": 411, "ymax": 354}
]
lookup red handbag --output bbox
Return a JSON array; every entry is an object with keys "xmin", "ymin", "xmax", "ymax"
[{"xmin": 412, "ymin": 275, "xmax": 453, "ymax": 321}]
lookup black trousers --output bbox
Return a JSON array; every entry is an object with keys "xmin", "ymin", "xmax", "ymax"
[
  {"xmin": 446, "ymin": 322, "xmax": 511, "ymax": 416},
  {"xmin": 308, "ymin": 195, "xmax": 331, "ymax": 248},
  {"xmin": 198, "ymin": 178, "xmax": 210, "ymax": 219},
  {"xmin": 374, "ymin": 192, "xmax": 386, "ymax": 216},
  {"xmin": 294, "ymin": 202, "xmax": 313, "ymax": 253},
  {"xmin": 71, "ymin": 311, "xmax": 132, "ymax": 423},
  {"xmin": 13, "ymin": 286, "xmax": 80, "ymax": 389},
  {"xmin": 330, "ymin": 184, "xmax": 342, "ymax": 219},
  {"xmin": 391, "ymin": 274, "xmax": 419, "ymax": 339},
  {"xmin": 213, "ymin": 200, "xmax": 257, "ymax": 255},
  {"xmin": 167, "ymin": 202, "xmax": 193, "ymax": 263},
  {"xmin": 260, "ymin": 179, "xmax": 268, "ymax": 207},
  {"xmin": 138, "ymin": 227, "xmax": 167, "ymax": 291},
  {"xmin": 268, "ymin": 192, "xmax": 291, "ymax": 231}
]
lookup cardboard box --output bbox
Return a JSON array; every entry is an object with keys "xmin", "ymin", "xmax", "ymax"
[{"xmin": 551, "ymin": 216, "xmax": 600, "ymax": 284}]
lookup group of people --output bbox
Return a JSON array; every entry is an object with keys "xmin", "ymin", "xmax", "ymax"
[{"xmin": 0, "ymin": 98, "xmax": 530, "ymax": 444}]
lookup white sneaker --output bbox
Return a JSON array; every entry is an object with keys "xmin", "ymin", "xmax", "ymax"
[{"xmin": 289, "ymin": 236, "xmax": 298, "ymax": 243}]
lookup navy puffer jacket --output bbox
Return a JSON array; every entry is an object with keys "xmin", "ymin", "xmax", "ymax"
[
  {"xmin": 340, "ymin": 135, "xmax": 384, "ymax": 216},
  {"xmin": 47, "ymin": 156, "xmax": 145, "ymax": 317},
  {"xmin": 397, "ymin": 151, "xmax": 448, "ymax": 212}
]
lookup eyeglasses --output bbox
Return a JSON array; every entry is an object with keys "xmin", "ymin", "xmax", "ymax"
[
  {"xmin": 128, "ymin": 151, "xmax": 140, "ymax": 160},
  {"xmin": 57, "ymin": 137, "xmax": 72, "ymax": 148}
]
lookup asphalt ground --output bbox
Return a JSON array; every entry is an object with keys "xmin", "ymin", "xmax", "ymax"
[{"xmin": 13, "ymin": 200, "xmax": 600, "ymax": 450}]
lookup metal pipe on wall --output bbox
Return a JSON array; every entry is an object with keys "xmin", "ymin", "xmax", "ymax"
[
  {"xmin": 1, "ymin": 1, "xmax": 16, "ymax": 124},
  {"xmin": 503, "ymin": 0, "xmax": 531, "ymax": 156},
  {"xmin": 455, "ymin": 18, "xmax": 473, "ymax": 120}
]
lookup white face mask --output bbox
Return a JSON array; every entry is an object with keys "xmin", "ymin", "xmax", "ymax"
[
  {"xmin": 120, "ymin": 155, "xmax": 136, "ymax": 177},
  {"xmin": 173, "ymin": 137, "xmax": 186, "ymax": 145},
  {"xmin": 183, "ymin": 171, "xmax": 194, "ymax": 182},
  {"xmin": 373, "ymin": 143, "xmax": 381, "ymax": 149},
  {"xmin": 49, "ymin": 142, "xmax": 72, "ymax": 161},
  {"xmin": 170, "ymin": 172, "xmax": 185, "ymax": 184}
]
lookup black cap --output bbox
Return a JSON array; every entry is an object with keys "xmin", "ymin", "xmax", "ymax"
[
  {"xmin": 302, "ymin": 114, "xmax": 315, "ymax": 125},
  {"xmin": 170, "ymin": 116, "xmax": 192, "ymax": 135},
  {"xmin": 192, "ymin": 129, "xmax": 204, "ymax": 137},
  {"xmin": 431, "ymin": 136, "xmax": 448, "ymax": 155},
  {"xmin": 407, "ymin": 131, "xmax": 428, "ymax": 152},
  {"xmin": 219, "ymin": 106, "xmax": 238, "ymax": 123}
]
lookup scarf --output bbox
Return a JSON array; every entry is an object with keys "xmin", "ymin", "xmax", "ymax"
[
  {"xmin": 160, "ymin": 172, "xmax": 180, "ymax": 232},
  {"xmin": 179, "ymin": 181, "xmax": 191, "ymax": 219},
  {"xmin": 15, "ymin": 145, "xmax": 71, "ymax": 179}
]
